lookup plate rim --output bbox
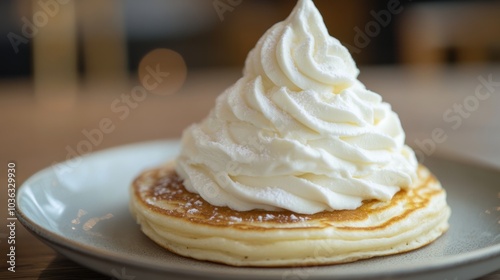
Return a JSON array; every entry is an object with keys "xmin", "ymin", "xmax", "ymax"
[{"xmin": 16, "ymin": 140, "xmax": 500, "ymax": 279}]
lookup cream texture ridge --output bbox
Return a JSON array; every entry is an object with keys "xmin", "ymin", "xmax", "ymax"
[{"xmin": 175, "ymin": 0, "xmax": 418, "ymax": 214}]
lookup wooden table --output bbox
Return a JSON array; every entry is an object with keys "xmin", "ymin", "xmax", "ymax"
[{"xmin": 1, "ymin": 66, "xmax": 499, "ymax": 279}]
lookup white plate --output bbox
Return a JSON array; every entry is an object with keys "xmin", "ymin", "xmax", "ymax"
[{"xmin": 17, "ymin": 140, "xmax": 500, "ymax": 280}]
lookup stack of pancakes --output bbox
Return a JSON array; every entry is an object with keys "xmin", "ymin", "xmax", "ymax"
[{"xmin": 130, "ymin": 163, "xmax": 450, "ymax": 266}]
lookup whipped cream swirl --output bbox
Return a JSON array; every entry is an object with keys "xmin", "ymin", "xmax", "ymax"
[{"xmin": 175, "ymin": 0, "xmax": 418, "ymax": 214}]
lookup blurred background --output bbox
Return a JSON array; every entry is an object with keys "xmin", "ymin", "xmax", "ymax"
[
  {"xmin": 1, "ymin": 0, "xmax": 500, "ymax": 169},
  {"xmin": 1, "ymin": 0, "xmax": 500, "ymax": 165},
  {"xmin": 1, "ymin": 0, "xmax": 500, "ymax": 83}
]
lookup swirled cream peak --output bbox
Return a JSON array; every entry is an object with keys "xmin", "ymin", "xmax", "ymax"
[
  {"xmin": 244, "ymin": 0, "xmax": 359, "ymax": 94},
  {"xmin": 175, "ymin": 0, "xmax": 418, "ymax": 214}
]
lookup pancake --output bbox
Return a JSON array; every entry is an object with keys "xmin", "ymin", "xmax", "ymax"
[{"xmin": 129, "ymin": 162, "xmax": 450, "ymax": 267}]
